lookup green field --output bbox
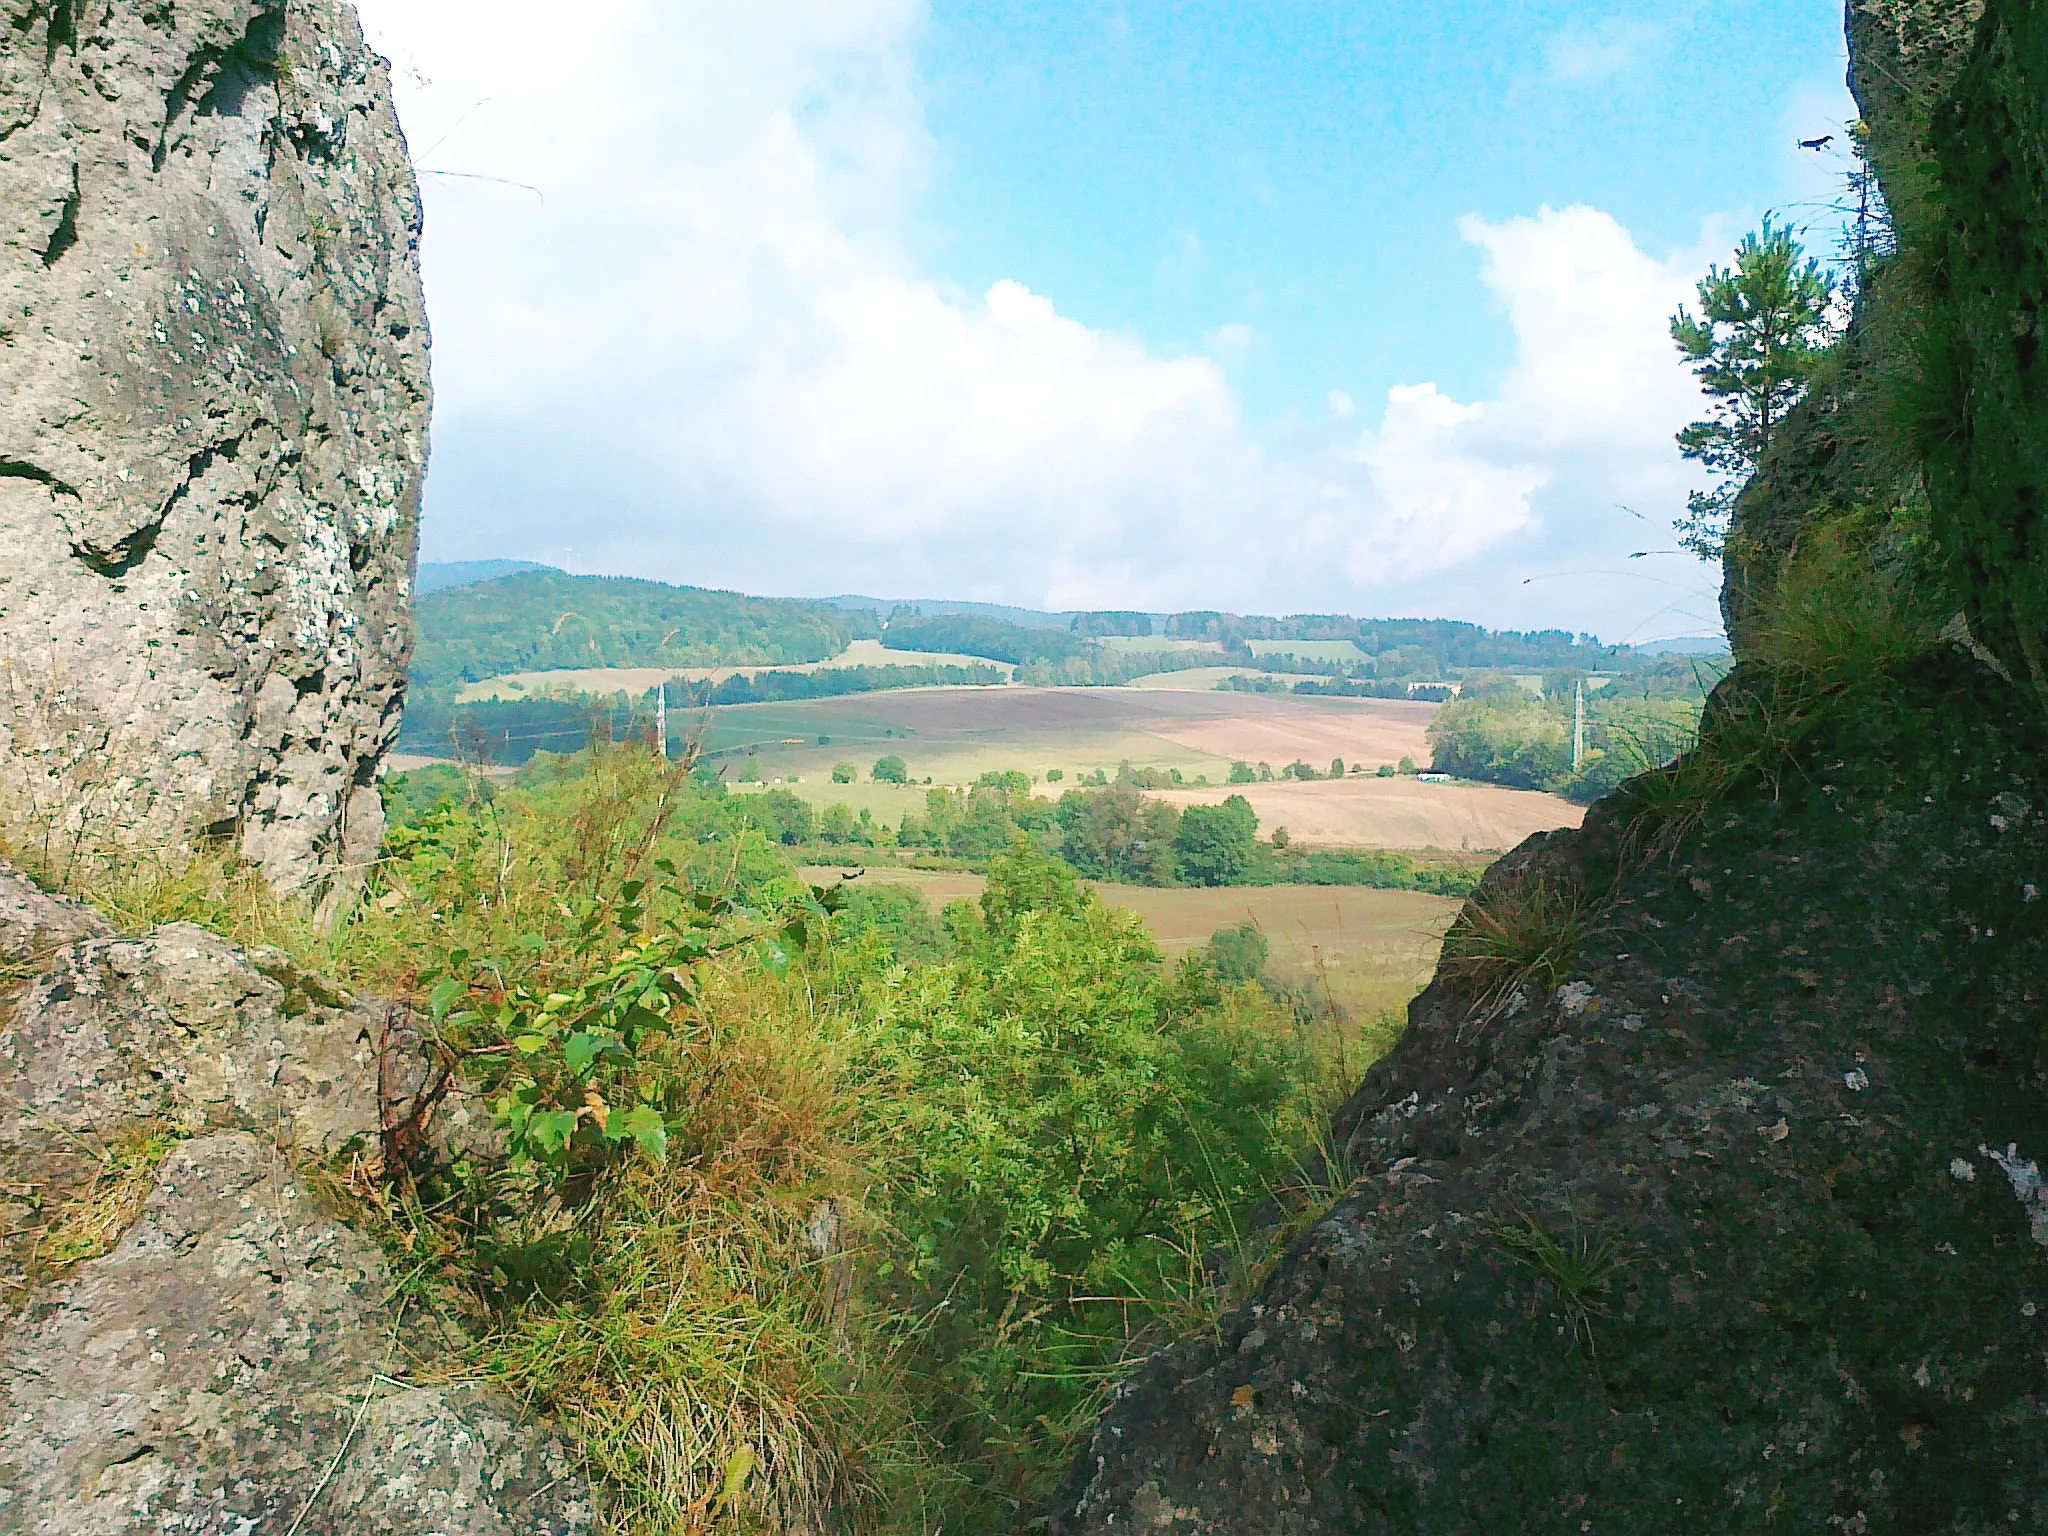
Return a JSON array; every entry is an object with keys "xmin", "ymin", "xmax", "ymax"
[{"xmin": 1247, "ymin": 639, "xmax": 1366, "ymax": 662}]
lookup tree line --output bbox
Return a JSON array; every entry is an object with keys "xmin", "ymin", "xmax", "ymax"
[{"xmin": 742, "ymin": 769, "xmax": 1480, "ymax": 895}]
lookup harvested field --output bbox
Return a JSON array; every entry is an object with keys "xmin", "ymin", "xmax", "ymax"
[
  {"xmin": 458, "ymin": 639, "xmax": 1004, "ymax": 701},
  {"xmin": 1137, "ymin": 698, "xmax": 1434, "ymax": 770},
  {"xmin": 1123, "ymin": 668, "xmax": 1294, "ymax": 691},
  {"xmin": 1148, "ymin": 777, "xmax": 1582, "ymax": 853},
  {"xmin": 698, "ymin": 686, "xmax": 1440, "ymax": 785},
  {"xmin": 800, "ymin": 865, "xmax": 1460, "ymax": 1020}
]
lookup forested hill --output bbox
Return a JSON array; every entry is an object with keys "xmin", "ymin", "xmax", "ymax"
[
  {"xmin": 410, "ymin": 571, "xmax": 873, "ymax": 689},
  {"xmin": 409, "ymin": 565, "xmax": 1714, "ymax": 694}
]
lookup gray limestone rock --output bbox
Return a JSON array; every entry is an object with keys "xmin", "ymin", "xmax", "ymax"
[
  {"xmin": 0, "ymin": 865, "xmax": 108, "ymax": 977},
  {"xmin": 0, "ymin": 920, "xmax": 392, "ymax": 1172},
  {"xmin": 0, "ymin": 0, "xmax": 430, "ymax": 918},
  {"xmin": 0, "ymin": 1132, "xmax": 591, "ymax": 1534}
]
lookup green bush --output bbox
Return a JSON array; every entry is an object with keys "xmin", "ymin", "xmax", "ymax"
[
  {"xmin": 872, "ymin": 754, "xmax": 909, "ymax": 784},
  {"xmin": 1204, "ymin": 919, "xmax": 1269, "ymax": 983},
  {"xmin": 856, "ymin": 845, "xmax": 1329, "ymax": 1511}
]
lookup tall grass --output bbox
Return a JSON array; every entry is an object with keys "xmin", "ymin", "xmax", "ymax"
[{"xmin": 4, "ymin": 741, "xmax": 1363, "ymax": 1532}]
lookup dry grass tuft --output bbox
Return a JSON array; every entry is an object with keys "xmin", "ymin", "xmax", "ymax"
[{"xmin": 1441, "ymin": 877, "xmax": 1598, "ymax": 1020}]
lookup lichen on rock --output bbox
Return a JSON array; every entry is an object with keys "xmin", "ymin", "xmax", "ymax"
[
  {"xmin": 0, "ymin": 863, "xmax": 594, "ymax": 1529},
  {"xmin": 0, "ymin": 1132, "xmax": 590, "ymax": 1535},
  {"xmin": 0, "ymin": 0, "xmax": 430, "ymax": 917}
]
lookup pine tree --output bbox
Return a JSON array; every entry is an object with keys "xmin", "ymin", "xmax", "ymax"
[{"xmin": 1670, "ymin": 220, "xmax": 1839, "ymax": 558}]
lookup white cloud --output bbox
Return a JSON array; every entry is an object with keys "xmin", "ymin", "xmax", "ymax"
[
  {"xmin": 1543, "ymin": 17, "xmax": 1668, "ymax": 84},
  {"xmin": 355, "ymin": 0, "xmax": 1718, "ymax": 636}
]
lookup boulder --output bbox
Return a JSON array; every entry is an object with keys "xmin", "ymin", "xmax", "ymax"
[
  {"xmin": 0, "ymin": 865, "xmax": 593, "ymax": 1529},
  {"xmin": 0, "ymin": 866, "xmax": 109, "ymax": 977},
  {"xmin": 0, "ymin": 1132, "xmax": 590, "ymax": 1534},
  {"xmin": 0, "ymin": 0, "xmax": 430, "ymax": 916},
  {"xmin": 0, "ymin": 921, "xmax": 391, "ymax": 1179}
]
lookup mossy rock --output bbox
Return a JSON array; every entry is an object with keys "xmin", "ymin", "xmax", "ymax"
[{"xmin": 1047, "ymin": 650, "xmax": 2047, "ymax": 1533}]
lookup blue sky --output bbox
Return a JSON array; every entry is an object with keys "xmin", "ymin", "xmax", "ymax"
[
  {"xmin": 356, "ymin": 0, "xmax": 1854, "ymax": 644},
  {"xmin": 917, "ymin": 2, "xmax": 1851, "ymax": 419}
]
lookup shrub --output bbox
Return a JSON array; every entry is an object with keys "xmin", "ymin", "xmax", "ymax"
[
  {"xmin": 1204, "ymin": 919, "xmax": 1269, "ymax": 983},
  {"xmin": 831, "ymin": 761, "xmax": 857, "ymax": 783},
  {"xmin": 857, "ymin": 846, "xmax": 1331, "ymax": 1511},
  {"xmin": 871, "ymin": 754, "xmax": 909, "ymax": 784}
]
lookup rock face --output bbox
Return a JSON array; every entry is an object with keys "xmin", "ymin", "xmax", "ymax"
[
  {"xmin": 1048, "ymin": 6, "xmax": 2048, "ymax": 1526},
  {"xmin": 0, "ymin": 1134, "xmax": 588, "ymax": 1535},
  {"xmin": 0, "ymin": 870, "xmax": 592, "ymax": 1531},
  {"xmin": 0, "ymin": 0, "xmax": 430, "ymax": 913},
  {"xmin": 1047, "ymin": 656, "xmax": 2048, "ymax": 1534}
]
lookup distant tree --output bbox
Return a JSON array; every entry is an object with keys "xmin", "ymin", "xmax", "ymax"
[
  {"xmin": 1256, "ymin": 762, "xmax": 1275, "ymax": 782},
  {"xmin": 1204, "ymin": 920, "xmax": 1269, "ymax": 984},
  {"xmin": 1283, "ymin": 760, "xmax": 1318, "ymax": 781},
  {"xmin": 1329, "ymin": 758, "xmax": 1345, "ymax": 779},
  {"xmin": 1397, "ymin": 756, "xmax": 1416, "ymax": 775},
  {"xmin": 748, "ymin": 788, "xmax": 812, "ymax": 845},
  {"xmin": 872, "ymin": 754, "xmax": 909, "ymax": 784},
  {"xmin": 1174, "ymin": 796, "xmax": 1259, "ymax": 886},
  {"xmin": 738, "ymin": 754, "xmax": 763, "ymax": 783},
  {"xmin": 819, "ymin": 803, "xmax": 857, "ymax": 844},
  {"xmin": 1377, "ymin": 763, "xmax": 1396, "ymax": 778},
  {"xmin": 1056, "ymin": 785, "xmax": 1179, "ymax": 885},
  {"xmin": 831, "ymin": 761, "xmax": 857, "ymax": 783},
  {"xmin": 1270, "ymin": 826, "xmax": 1290, "ymax": 850},
  {"xmin": 1228, "ymin": 761, "xmax": 1256, "ymax": 785},
  {"xmin": 1045, "ymin": 768, "xmax": 1064, "ymax": 782},
  {"xmin": 1670, "ymin": 219, "xmax": 1839, "ymax": 559}
]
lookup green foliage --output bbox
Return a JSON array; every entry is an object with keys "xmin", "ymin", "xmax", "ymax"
[
  {"xmin": 1173, "ymin": 795, "xmax": 1259, "ymax": 886},
  {"xmin": 1441, "ymin": 876, "xmax": 1597, "ymax": 1017},
  {"xmin": 1069, "ymin": 610, "xmax": 1155, "ymax": 637},
  {"xmin": 744, "ymin": 788, "xmax": 814, "ymax": 846},
  {"xmin": 1054, "ymin": 784, "xmax": 1180, "ymax": 884},
  {"xmin": 1285, "ymin": 849, "xmax": 1484, "ymax": 897},
  {"xmin": 1670, "ymin": 219, "xmax": 1841, "ymax": 558},
  {"xmin": 1493, "ymin": 1208, "xmax": 1634, "ymax": 1356},
  {"xmin": 411, "ymin": 570, "xmax": 858, "ymax": 690},
  {"xmin": 32, "ymin": 741, "xmax": 1382, "ymax": 1529},
  {"xmin": 831, "ymin": 881, "xmax": 953, "ymax": 967},
  {"xmin": 671, "ymin": 660, "xmax": 1006, "ymax": 707},
  {"xmin": 1425, "ymin": 684, "xmax": 1712, "ymax": 805},
  {"xmin": 831, "ymin": 761, "xmax": 857, "ymax": 784},
  {"xmin": 1227, "ymin": 760, "xmax": 1256, "ymax": 784},
  {"xmin": 1203, "ymin": 919, "xmax": 1269, "ymax": 983},
  {"xmin": 881, "ymin": 612, "xmax": 1089, "ymax": 666},
  {"xmin": 1427, "ymin": 695, "xmax": 1572, "ymax": 789},
  {"xmin": 435, "ymin": 881, "xmax": 748, "ymax": 1176},
  {"xmin": 858, "ymin": 845, "xmax": 1329, "ymax": 1509},
  {"xmin": 380, "ymin": 763, "xmax": 492, "ymax": 827},
  {"xmin": 871, "ymin": 754, "xmax": 909, "ymax": 784}
]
